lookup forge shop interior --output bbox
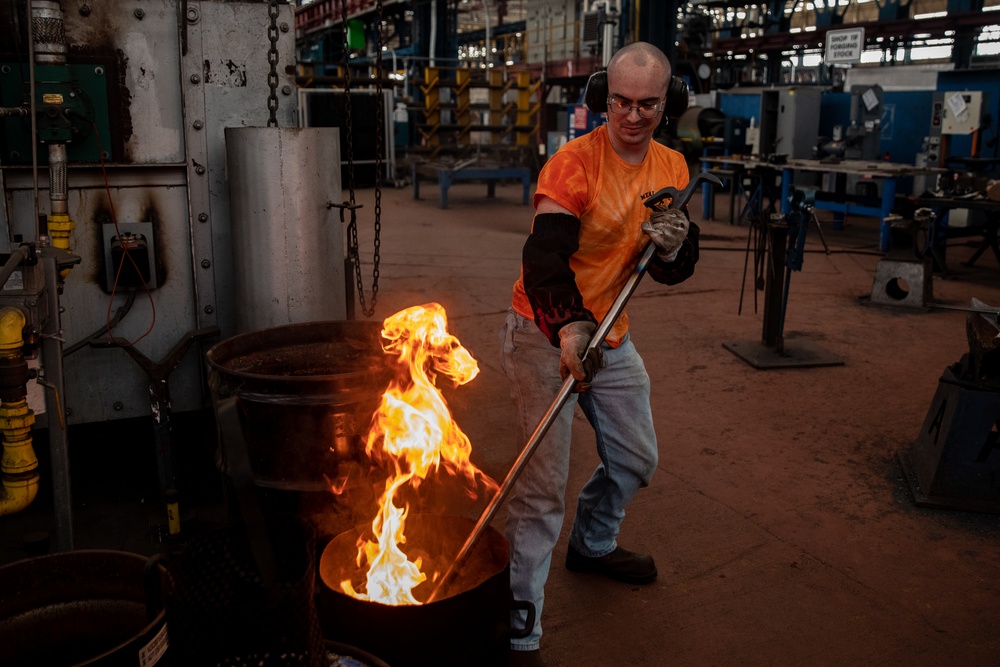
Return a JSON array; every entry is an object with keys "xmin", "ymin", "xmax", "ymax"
[{"xmin": 1, "ymin": 1, "xmax": 999, "ymax": 666}]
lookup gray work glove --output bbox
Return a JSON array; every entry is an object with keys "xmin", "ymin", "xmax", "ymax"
[
  {"xmin": 558, "ymin": 321, "xmax": 603, "ymax": 392},
  {"xmin": 641, "ymin": 208, "xmax": 690, "ymax": 262}
]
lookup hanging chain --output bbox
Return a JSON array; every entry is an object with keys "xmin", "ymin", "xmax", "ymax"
[
  {"xmin": 266, "ymin": 0, "xmax": 280, "ymax": 127},
  {"xmin": 338, "ymin": 0, "xmax": 381, "ymax": 318},
  {"xmin": 370, "ymin": 0, "xmax": 383, "ymax": 314},
  {"xmin": 340, "ymin": 0, "xmax": 356, "ymax": 203}
]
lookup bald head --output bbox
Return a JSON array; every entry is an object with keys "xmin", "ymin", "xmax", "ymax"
[{"xmin": 607, "ymin": 42, "xmax": 672, "ymax": 97}]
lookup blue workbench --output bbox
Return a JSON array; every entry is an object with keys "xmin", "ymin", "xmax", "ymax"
[
  {"xmin": 412, "ymin": 163, "xmax": 532, "ymax": 209},
  {"xmin": 701, "ymin": 156, "xmax": 944, "ymax": 251}
]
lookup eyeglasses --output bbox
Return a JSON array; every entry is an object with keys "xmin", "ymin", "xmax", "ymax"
[{"xmin": 607, "ymin": 96, "xmax": 665, "ymax": 119}]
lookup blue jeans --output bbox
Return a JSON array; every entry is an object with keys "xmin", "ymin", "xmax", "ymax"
[{"xmin": 498, "ymin": 309, "xmax": 658, "ymax": 650}]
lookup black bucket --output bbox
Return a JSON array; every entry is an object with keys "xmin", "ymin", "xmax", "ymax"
[
  {"xmin": 317, "ymin": 514, "xmax": 533, "ymax": 667},
  {"xmin": 205, "ymin": 320, "xmax": 391, "ymax": 494},
  {"xmin": 0, "ymin": 550, "xmax": 168, "ymax": 667}
]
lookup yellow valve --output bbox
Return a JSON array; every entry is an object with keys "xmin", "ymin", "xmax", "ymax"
[
  {"xmin": 47, "ymin": 212, "xmax": 76, "ymax": 249},
  {"xmin": 0, "ymin": 308, "xmax": 26, "ymax": 352},
  {"xmin": 47, "ymin": 213, "xmax": 76, "ymax": 277}
]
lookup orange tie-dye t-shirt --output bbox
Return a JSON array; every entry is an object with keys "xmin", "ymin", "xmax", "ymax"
[{"xmin": 512, "ymin": 125, "xmax": 689, "ymax": 346}]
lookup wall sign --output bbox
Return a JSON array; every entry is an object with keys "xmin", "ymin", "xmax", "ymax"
[{"xmin": 825, "ymin": 27, "xmax": 865, "ymax": 64}]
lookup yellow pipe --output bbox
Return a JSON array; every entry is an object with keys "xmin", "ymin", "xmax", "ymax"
[
  {"xmin": 48, "ymin": 212, "xmax": 76, "ymax": 279},
  {"xmin": 47, "ymin": 212, "xmax": 75, "ymax": 250},
  {"xmin": 0, "ymin": 308, "xmax": 39, "ymax": 515}
]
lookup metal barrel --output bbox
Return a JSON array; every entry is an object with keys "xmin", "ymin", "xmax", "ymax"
[
  {"xmin": 204, "ymin": 320, "xmax": 391, "ymax": 494},
  {"xmin": 0, "ymin": 550, "xmax": 168, "ymax": 667}
]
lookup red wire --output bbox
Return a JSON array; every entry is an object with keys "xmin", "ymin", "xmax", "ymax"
[{"xmin": 93, "ymin": 122, "xmax": 156, "ymax": 346}]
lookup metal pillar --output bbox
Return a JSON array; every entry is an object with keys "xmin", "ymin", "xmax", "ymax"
[{"xmin": 637, "ymin": 0, "xmax": 679, "ymax": 65}]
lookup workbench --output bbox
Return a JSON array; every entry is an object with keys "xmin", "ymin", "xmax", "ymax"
[
  {"xmin": 914, "ymin": 195, "xmax": 1000, "ymax": 272},
  {"xmin": 412, "ymin": 162, "xmax": 532, "ymax": 209},
  {"xmin": 700, "ymin": 156, "xmax": 945, "ymax": 251}
]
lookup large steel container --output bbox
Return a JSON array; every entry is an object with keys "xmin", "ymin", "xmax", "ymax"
[
  {"xmin": 0, "ymin": 550, "xmax": 167, "ymax": 667},
  {"xmin": 205, "ymin": 320, "xmax": 390, "ymax": 494},
  {"xmin": 226, "ymin": 126, "xmax": 346, "ymax": 333}
]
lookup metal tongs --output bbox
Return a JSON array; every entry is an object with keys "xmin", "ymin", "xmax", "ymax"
[{"xmin": 427, "ymin": 172, "xmax": 722, "ymax": 603}]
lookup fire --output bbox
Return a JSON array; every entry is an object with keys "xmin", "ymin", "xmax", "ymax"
[{"xmin": 340, "ymin": 303, "xmax": 497, "ymax": 605}]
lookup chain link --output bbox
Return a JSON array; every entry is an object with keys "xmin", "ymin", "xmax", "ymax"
[
  {"xmin": 370, "ymin": 0, "xmax": 383, "ymax": 313},
  {"xmin": 340, "ymin": 0, "xmax": 356, "ymax": 204},
  {"xmin": 339, "ymin": 0, "xmax": 381, "ymax": 318},
  {"xmin": 266, "ymin": 0, "xmax": 280, "ymax": 127}
]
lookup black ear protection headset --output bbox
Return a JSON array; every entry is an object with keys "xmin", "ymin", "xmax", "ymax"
[{"xmin": 584, "ymin": 69, "xmax": 689, "ymax": 125}]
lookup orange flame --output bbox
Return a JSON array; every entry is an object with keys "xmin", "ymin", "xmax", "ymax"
[{"xmin": 341, "ymin": 303, "xmax": 497, "ymax": 605}]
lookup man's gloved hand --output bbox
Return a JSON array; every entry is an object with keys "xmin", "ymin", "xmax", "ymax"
[
  {"xmin": 558, "ymin": 321, "xmax": 603, "ymax": 391},
  {"xmin": 641, "ymin": 208, "xmax": 689, "ymax": 262}
]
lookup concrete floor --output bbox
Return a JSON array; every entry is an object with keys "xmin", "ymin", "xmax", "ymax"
[{"xmin": 3, "ymin": 177, "xmax": 1000, "ymax": 666}]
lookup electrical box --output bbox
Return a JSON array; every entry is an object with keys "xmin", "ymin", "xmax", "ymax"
[
  {"xmin": 0, "ymin": 61, "xmax": 116, "ymax": 164},
  {"xmin": 724, "ymin": 116, "xmax": 750, "ymax": 153},
  {"xmin": 773, "ymin": 87, "xmax": 822, "ymax": 159},
  {"xmin": 938, "ymin": 91, "xmax": 985, "ymax": 135},
  {"xmin": 103, "ymin": 222, "xmax": 157, "ymax": 291}
]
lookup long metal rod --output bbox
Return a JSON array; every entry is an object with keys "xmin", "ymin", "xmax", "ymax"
[
  {"xmin": 27, "ymin": 0, "xmax": 41, "ymax": 242},
  {"xmin": 928, "ymin": 302, "xmax": 1000, "ymax": 317},
  {"xmin": 426, "ymin": 241, "xmax": 659, "ymax": 603},
  {"xmin": 40, "ymin": 251, "xmax": 73, "ymax": 551}
]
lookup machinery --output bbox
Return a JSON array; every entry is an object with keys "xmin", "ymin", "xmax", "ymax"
[
  {"xmin": 814, "ymin": 84, "xmax": 884, "ymax": 162},
  {"xmin": 845, "ymin": 84, "xmax": 883, "ymax": 161},
  {"xmin": 899, "ymin": 298, "xmax": 1000, "ymax": 513},
  {"xmin": 0, "ymin": 1, "xmax": 353, "ymax": 545}
]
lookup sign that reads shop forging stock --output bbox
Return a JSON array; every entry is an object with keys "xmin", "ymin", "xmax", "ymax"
[{"xmin": 825, "ymin": 27, "xmax": 865, "ymax": 64}]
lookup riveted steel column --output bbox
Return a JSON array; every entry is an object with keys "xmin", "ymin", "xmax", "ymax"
[{"xmin": 179, "ymin": 1, "xmax": 217, "ymax": 331}]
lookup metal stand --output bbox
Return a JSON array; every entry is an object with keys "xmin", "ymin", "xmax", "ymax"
[
  {"xmin": 725, "ymin": 205, "xmax": 842, "ymax": 370},
  {"xmin": 91, "ymin": 326, "xmax": 221, "ymax": 539}
]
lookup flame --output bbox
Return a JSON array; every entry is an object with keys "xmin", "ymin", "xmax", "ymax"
[{"xmin": 340, "ymin": 303, "xmax": 497, "ymax": 605}]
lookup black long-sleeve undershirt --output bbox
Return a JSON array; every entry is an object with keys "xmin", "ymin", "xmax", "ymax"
[{"xmin": 522, "ymin": 212, "xmax": 700, "ymax": 346}]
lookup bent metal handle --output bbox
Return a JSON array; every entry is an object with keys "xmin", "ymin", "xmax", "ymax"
[{"xmin": 427, "ymin": 172, "xmax": 721, "ymax": 604}]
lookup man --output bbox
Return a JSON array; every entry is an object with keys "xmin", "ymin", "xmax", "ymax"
[{"xmin": 499, "ymin": 42, "xmax": 698, "ymax": 667}]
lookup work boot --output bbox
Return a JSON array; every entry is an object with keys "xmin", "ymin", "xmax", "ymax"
[
  {"xmin": 566, "ymin": 544, "xmax": 657, "ymax": 585},
  {"xmin": 510, "ymin": 648, "xmax": 547, "ymax": 667}
]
